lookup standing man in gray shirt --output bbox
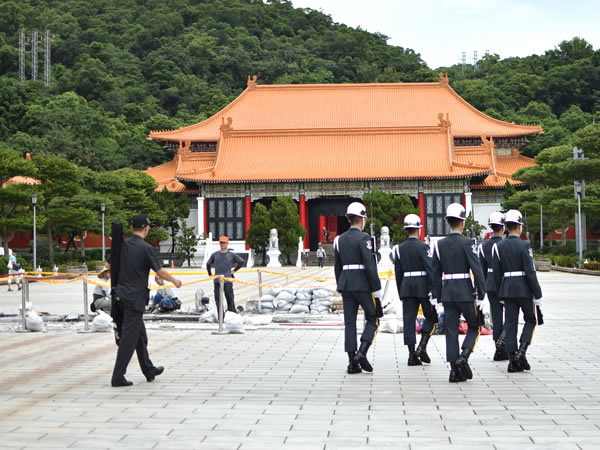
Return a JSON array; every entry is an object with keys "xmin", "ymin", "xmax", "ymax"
[{"xmin": 206, "ymin": 236, "xmax": 245, "ymax": 315}]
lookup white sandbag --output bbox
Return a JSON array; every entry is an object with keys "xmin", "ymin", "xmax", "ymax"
[
  {"xmin": 275, "ymin": 302, "xmax": 293, "ymax": 312},
  {"xmin": 224, "ymin": 311, "xmax": 245, "ymax": 334},
  {"xmin": 294, "ymin": 299, "xmax": 312, "ymax": 306},
  {"xmin": 259, "ymin": 302, "xmax": 274, "ymax": 310},
  {"xmin": 313, "ymin": 288, "xmax": 333, "ymax": 298},
  {"xmin": 289, "ymin": 304, "xmax": 310, "ymax": 314},
  {"xmin": 25, "ymin": 310, "xmax": 45, "ymax": 332},
  {"xmin": 314, "ymin": 299, "xmax": 332, "ymax": 306},
  {"xmin": 277, "ymin": 291, "xmax": 295, "ymax": 302},
  {"xmin": 380, "ymin": 319, "xmax": 403, "ymax": 334},
  {"xmin": 244, "ymin": 315, "xmax": 273, "ymax": 326},
  {"xmin": 384, "ymin": 299, "xmax": 401, "ymax": 316},
  {"xmin": 295, "ymin": 291, "xmax": 312, "ymax": 301},
  {"xmin": 199, "ymin": 309, "xmax": 218, "ymax": 323},
  {"xmin": 260, "ymin": 294, "xmax": 276, "ymax": 301},
  {"xmin": 268, "ymin": 288, "xmax": 283, "ymax": 296},
  {"xmin": 91, "ymin": 311, "xmax": 113, "ymax": 332}
]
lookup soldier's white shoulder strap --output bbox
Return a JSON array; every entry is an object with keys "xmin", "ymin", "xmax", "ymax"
[
  {"xmin": 431, "ymin": 240, "xmax": 440, "ymax": 260},
  {"xmin": 333, "ymin": 235, "xmax": 340, "ymax": 252},
  {"xmin": 492, "ymin": 242, "xmax": 500, "ymax": 260},
  {"xmin": 477, "ymin": 243, "xmax": 484, "ymax": 258},
  {"xmin": 392, "ymin": 244, "xmax": 400, "ymax": 261}
]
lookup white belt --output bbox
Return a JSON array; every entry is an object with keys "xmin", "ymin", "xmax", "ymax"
[
  {"xmin": 504, "ymin": 271, "xmax": 525, "ymax": 277},
  {"xmin": 488, "ymin": 268, "xmax": 493, "ymax": 273},
  {"xmin": 343, "ymin": 264, "xmax": 365, "ymax": 270},
  {"xmin": 404, "ymin": 271, "xmax": 427, "ymax": 277},
  {"xmin": 443, "ymin": 273, "xmax": 470, "ymax": 280}
]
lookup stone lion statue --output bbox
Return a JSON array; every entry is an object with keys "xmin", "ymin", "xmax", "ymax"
[
  {"xmin": 380, "ymin": 226, "xmax": 390, "ymax": 248},
  {"xmin": 269, "ymin": 228, "xmax": 279, "ymax": 250}
]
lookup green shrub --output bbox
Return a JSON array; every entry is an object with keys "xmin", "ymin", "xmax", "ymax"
[
  {"xmin": 584, "ymin": 260, "xmax": 600, "ymax": 271},
  {"xmin": 86, "ymin": 260, "xmax": 103, "ymax": 271},
  {"xmin": 0, "ymin": 255, "xmax": 33, "ymax": 274},
  {"xmin": 554, "ymin": 254, "xmax": 578, "ymax": 268}
]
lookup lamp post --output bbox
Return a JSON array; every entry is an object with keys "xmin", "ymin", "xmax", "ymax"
[
  {"xmin": 574, "ymin": 181, "xmax": 583, "ymax": 267},
  {"xmin": 100, "ymin": 203, "xmax": 106, "ymax": 261},
  {"xmin": 32, "ymin": 193, "xmax": 37, "ymax": 270}
]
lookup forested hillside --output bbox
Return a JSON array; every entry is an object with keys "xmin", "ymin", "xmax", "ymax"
[{"xmin": 0, "ymin": 0, "xmax": 599, "ymax": 170}]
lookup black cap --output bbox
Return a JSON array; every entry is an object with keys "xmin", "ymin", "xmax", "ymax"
[{"xmin": 131, "ymin": 213, "xmax": 151, "ymax": 228}]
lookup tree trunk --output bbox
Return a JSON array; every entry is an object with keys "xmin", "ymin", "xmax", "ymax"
[
  {"xmin": 561, "ymin": 228, "xmax": 567, "ymax": 247},
  {"xmin": 80, "ymin": 234, "xmax": 86, "ymax": 260},
  {"xmin": 47, "ymin": 222, "xmax": 54, "ymax": 263}
]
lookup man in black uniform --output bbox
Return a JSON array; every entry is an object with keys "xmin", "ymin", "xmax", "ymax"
[
  {"xmin": 432, "ymin": 203, "xmax": 486, "ymax": 382},
  {"xmin": 104, "ymin": 214, "xmax": 182, "ymax": 387},
  {"xmin": 392, "ymin": 214, "xmax": 436, "ymax": 366},
  {"xmin": 334, "ymin": 202, "xmax": 382, "ymax": 374},
  {"xmin": 477, "ymin": 212, "xmax": 509, "ymax": 361},
  {"xmin": 491, "ymin": 209, "xmax": 542, "ymax": 372}
]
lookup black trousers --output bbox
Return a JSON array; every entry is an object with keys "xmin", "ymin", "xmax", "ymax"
[
  {"xmin": 504, "ymin": 297, "xmax": 536, "ymax": 353},
  {"xmin": 343, "ymin": 291, "xmax": 379, "ymax": 352},
  {"xmin": 112, "ymin": 307, "xmax": 154, "ymax": 382},
  {"xmin": 317, "ymin": 257, "xmax": 324, "ymax": 268},
  {"xmin": 443, "ymin": 301, "xmax": 480, "ymax": 363},
  {"xmin": 488, "ymin": 292, "xmax": 505, "ymax": 342},
  {"xmin": 214, "ymin": 281, "xmax": 236, "ymax": 315},
  {"xmin": 402, "ymin": 297, "xmax": 437, "ymax": 346}
]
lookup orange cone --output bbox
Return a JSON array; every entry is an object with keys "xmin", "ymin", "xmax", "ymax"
[{"xmin": 170, "ymin": 260, "xmax": 175, "ymax": 269}]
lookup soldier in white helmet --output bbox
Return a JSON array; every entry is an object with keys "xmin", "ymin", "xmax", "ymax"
[
  {"xmin": 477, "ymin": 212, "xmax": 508, "ymax": 361},
  {"xmin": 333, "ymin": 202, "xmax": 382, "ymax": 375},
  {"xmin": 391, "ymin": 214, "xmax": 436, "ymax": 366},
  {"xmin": 491, "ymin": 209, "xmax": 542, "ymax": 372},
  {"xmin": 431, "ymin": 203, "xmax": 486, "ymax": 382}
]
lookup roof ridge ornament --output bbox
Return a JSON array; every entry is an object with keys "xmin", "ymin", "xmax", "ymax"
[
  {"xmin": 438, "ymin": 72, "xmax": 449, "ymax": 87},
  {"xmin": 220, "ymin": 116, "xmax": 233, "ymax": 135},
  {"xmin": 247, "ymin": 75, "xmax": 258, "ymax": 90},
  {"xmin": 480, "ymin": 135, "xmax": 494, "ymax": 154},
  {"xmin": 438, "ymin": 112, "xmax": 451, "ymax": 131}
]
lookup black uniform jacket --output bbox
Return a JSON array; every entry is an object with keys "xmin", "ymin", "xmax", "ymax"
[
  {"xmin": 491, "ymin": 235, "xmax": 542, "ymax": 300},
  {"xmin": 334, "ymin": 227, "xmax": 381, "ymax": 293},
  {"xmin": 392, "ymin": 236, "xmax": 433, "ymax": 299},
  {"xmin": 432, "ymin": 232, "xmax": 486, "ymax": 303},
  {"xmin": 478, "ymin": 235, "xmax": 503, "ymax": 294}
]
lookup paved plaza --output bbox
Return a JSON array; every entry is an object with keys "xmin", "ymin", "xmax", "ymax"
[{"xmin": 0, "ymin": 269, "xmax": 599, "ymax": 449}]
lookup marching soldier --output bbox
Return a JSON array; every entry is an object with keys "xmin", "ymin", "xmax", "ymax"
[
  {"xmin": 432, "ymin": 203, "xmax": 486, "ymax": 382},
  {"xmin": 392, "ymin": 214, "xmax": 436, "ymax": 366},
  {"xmin": 334, "ymin": 202, "xmax": 382, "ymax": 375},
  {"xmin": 477, "ymin": 212, "xmax": 509, "ymax": 361},
  {"xmin": 491, "ymin": 209, "xmax": 542, "ymax": 372}
]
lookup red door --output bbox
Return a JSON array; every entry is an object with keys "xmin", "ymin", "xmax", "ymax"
[{"xmin": 327, "ymin": 216, "xmax": 338, "ymax": 241}]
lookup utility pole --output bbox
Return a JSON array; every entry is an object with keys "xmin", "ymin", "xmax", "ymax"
[
  {"xmin": 461, "ymin": 52, "xmax": 466, "ymax": 75},
  {"xmin": 572, "ymin": 146, "xmax": 587, "ymax": 262},
  {"xmin": 31, "ymin": 30, "xmax": 38, "ymax": 80},
  {"xmin": 18, "ymin": 32, "xmax": 25, "ymax": 82},
  {"xmin": 44, "ymin": 29, "xmax": 51, "ymax": 87}
]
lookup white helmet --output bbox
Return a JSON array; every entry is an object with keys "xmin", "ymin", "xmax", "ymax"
[
  {"xmin": 445, "ymin": 203, "xmax": 466, "ymax": 220},
  {"xmin": 504, "ymin": 209, "xmax": 523, "ymax": 225},
  {"xmin": 346, "ymin": 202, "xmax": 367, "ymax": 218},
  {"xmin": 403, "ymin": 213, "xmax": 422, "ymax": 229},
  {"xmin": 488, "ymin": 211, "xmax": 505, "ymax": 226}
]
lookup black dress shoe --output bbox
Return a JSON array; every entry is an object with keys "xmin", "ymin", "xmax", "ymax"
[
  {"xmin": 111, "ymin": 378, "xmax": 133, "ymax": 387},
  {"xmin": 449, "ymin": 363, "xmax": 466, "ymax": 382},
  {"xmin": 455, "ymin": 356, "xmax": 473, "ymax": 380},
  {"xmin": 146, "ymin": 366, "xmax": 164, "ymax": 382},
  {"xmin": 407, "ymin": 353, "xmax": 422, "ymax": 366},
  {"xmin": 493, "ymin": 348, "xmax": 510, "ymax": 361}
]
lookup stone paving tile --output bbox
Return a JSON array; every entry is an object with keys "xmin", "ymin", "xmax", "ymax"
[{"xmin": 1, "ymin": 271, "xmax": 600, "ymax": 448}]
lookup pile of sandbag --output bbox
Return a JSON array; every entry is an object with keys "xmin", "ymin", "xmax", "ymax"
[
  {"xmin": 224, "ymin": 311, "xmax": 245, "ymax": 334},
  {"xmin": 289, "ymin": 288, "xmax": 312, "ymax": 314},
  {"xmin": 256, "ymin": 294, "xmax": 276, "ymax": 313},
  {"xmin": 273, "ymin": 288, "xmax": 296, "ymax": 313},
  {"xmin": 311, "ymin": 288, "xmax": 334, "ymax": 314}
]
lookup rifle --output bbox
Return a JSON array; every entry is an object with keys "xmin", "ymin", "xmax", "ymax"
[
  {"xmin": 110, "ymin": 221, "xmax": 124, "ymax": 346},
  {"xmin": 536, "ymin": 305, "xmax": 544, "ymax": 325}
]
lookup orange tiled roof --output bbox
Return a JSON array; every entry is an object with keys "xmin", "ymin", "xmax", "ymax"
[
  {"xmin": 149, "ymin": 79, "xmax": 542, "ymax": 142},
  {"xmin": 173, "ymin": 127, "xmax": 488, "ymax": 183},
  {"xmin": 470, "ymin": 154, "xmax": 536, "ymax": 189},
  {"xmin": 145, "ymin": 159, "xmax": 198, "ymax": 193},
  {"xmin": 2, "ymin": 176, "xmax": 40, "ymax": 187}
]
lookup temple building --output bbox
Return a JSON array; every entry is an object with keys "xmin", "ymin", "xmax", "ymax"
[{"xmin": 146, "ymin": 73, "xmax": 542, "ymax": 255}]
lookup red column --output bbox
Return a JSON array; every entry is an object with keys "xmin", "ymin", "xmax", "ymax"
[
  {"xmin": 462, "ymin": 192, "xmax": 466, "ymax": 208},
  {"xmin": 244, "ymin": 196, "xmax": 251, "ymax": 250},
  {"xmin": 418, "ymin": 193, "xmax": 426, "ymax": 242},
  {"xmin": 299, "ymin": 196, "xmax": 309, "ymax": 248},
  {"xmin": 204, "ymin": 198, "xmax": 208, "ymax": 237},
  {"xmin": 318, "ymin": 215, "xmax": 326, "ymax": 243}
]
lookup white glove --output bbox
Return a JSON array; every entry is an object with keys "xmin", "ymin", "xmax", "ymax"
[
  {"xmin": 429, "ymin": 297, "xmax": 437, "ymax": 306},
  {"xmin": 533, "ymin": 297, "xmax": 542, "ymax": 307},
  {"xmin": 475, "ymin": 299, "xmax": 484, "ymax": 310},
  {"xmin": 371, "ymin": 289, "xmax": 382, "ymax": 300}
]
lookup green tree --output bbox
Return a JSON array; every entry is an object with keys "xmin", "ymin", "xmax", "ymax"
[
  {"xmin": 463, "ymin": 213, "xmax": 484, "ymax": 240},
  {"xmin": 362, "ymin": 190, "xmax": 418, "ymax": 244},
  {"xmin": 246, "ymin": 202, "xmax": 273, "ymax": 264},
  {"xmin": 156, "ymin": 187, "xmax": 190, "ymax": 253},
  {"xmin": 269, "ymin": 197, "xmax": 305, "ymax": 264},
  {"xmin": 176, "ymin": 219, "xmax": 198, "ymax": 267}
]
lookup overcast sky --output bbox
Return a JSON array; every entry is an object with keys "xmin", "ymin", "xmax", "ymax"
[{"xmin": 291, "ymin": 0, "xmax": 600, "ymax": 69}]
